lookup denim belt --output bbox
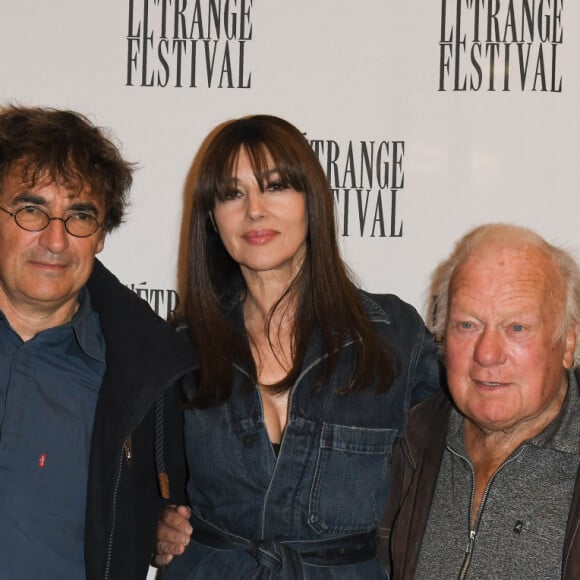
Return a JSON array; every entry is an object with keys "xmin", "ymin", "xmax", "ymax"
[{"xmin": 190, "ymin": 512, "xmax": 378, "ymax": 579}]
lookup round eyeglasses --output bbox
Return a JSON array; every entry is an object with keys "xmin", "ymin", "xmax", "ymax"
[{"xmin": 0, "ymin": 205, "xmax": 103, "ymax": 238}]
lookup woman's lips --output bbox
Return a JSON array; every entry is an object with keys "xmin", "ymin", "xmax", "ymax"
[{"xmin": 242, "ymin": 230, "xmax": 278, "ymax": 245}]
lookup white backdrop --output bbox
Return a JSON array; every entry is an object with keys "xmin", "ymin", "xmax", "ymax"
[{"xmin": 0, "ymin": 1, "xmax": 578, "ymax": 577}]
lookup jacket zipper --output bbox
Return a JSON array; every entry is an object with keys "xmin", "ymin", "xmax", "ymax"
[
  {"xmin": 457, "ymin": 457, "xmax": 479, "ymax": 580},
  {"xmin": 458, "ymin": 530, "xmax": 476, "ymax": 579},
  {"xmin": 452, "ymin": 446, "xmax": 525, "ymax": 580},
  {"xmin": 99, "ymin": 362, "xmax": 195, "ymax": 578},
  {"xmin": 103, "ymin": 443, "xmax": 126, "ymax": 580}
]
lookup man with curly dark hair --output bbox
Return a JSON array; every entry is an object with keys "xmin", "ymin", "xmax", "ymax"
[{"xmin": 0, "ymin": 106, "xmax": 194, "ymax": 580}]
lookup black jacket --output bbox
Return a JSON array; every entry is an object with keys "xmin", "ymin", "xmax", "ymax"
[{"xmin": 84, "ymin": 259, "xmax": 195, "ymax": 580}]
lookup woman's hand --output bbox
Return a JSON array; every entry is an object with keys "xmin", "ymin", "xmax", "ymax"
[{"xmin": 155, "ymin": 505, "xmax": 193, "ymax": 566}]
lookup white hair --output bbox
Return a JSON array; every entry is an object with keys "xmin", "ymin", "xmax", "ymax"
[{"xmin": 428, "ymin": 223, "xmax": 580, "ymax": 364}]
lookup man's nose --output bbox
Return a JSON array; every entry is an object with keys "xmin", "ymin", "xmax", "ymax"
[
  {"xmin": 473, "ymin": 328, "xmax": 506, "ymax": 366},
  {"xmin": 38, "ymin": 217, "xmax": 69, "ymax": 253}
]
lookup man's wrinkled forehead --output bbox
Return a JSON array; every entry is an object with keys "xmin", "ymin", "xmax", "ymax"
[{"xmin": 450, "ymin": 242, "xmax": 565, "ymax": 316}]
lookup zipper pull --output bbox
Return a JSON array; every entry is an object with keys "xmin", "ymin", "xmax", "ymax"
[
  {"xmin": 124, "ymin": 436, "xmax": 132, "ymax": 463},
  {"xmin": 465, "ymin": 529, "xmax": 476, "ymax": 554},
  {"xmin": 458, "ymin": 530, "xmax": 477, "ymax": 579}
]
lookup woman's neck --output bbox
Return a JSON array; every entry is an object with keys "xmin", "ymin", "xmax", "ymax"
[{"xmin": 241, "ymin": 270, "xmax": 296, "ymax": 320}]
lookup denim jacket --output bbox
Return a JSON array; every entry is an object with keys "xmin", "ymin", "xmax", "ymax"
[{"xmin": 165, "ymin": 292, "xmax": 440, "ymax": 580}]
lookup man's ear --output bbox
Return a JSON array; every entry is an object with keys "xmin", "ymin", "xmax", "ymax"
[
  {"xmin": 562, "ymin": 323, "xmax": 578, "ymax": 369},
  {"xmin": 96, "ymin": 232, "xmax": 105, "ymax": 254}
]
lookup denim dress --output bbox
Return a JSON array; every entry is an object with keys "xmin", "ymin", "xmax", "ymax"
[{"xmin": 164, "ymin": 292, "xmax": 440, "ymax": 580}]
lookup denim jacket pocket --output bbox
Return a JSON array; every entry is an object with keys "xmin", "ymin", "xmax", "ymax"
[{"xmin": 308, "ymin": 423, "xmax": 396, "ymax": 534}]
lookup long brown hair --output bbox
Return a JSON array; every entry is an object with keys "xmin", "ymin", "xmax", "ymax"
[{"xmin": 180, "ymin": 115, "xmax": 397, "ymax": 407}]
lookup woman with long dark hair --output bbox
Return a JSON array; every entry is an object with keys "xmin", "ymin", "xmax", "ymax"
[{"xmin": 160, "ymin": 115, "xmax": 440, "ymax": 579}]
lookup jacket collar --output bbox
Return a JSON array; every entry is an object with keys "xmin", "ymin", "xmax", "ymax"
[{"xmin": 85, "ymin": 259, "xmax": 196, "ymax": 428}]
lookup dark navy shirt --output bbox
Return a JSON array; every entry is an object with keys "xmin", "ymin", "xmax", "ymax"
[{"xmin": 0, "ymin": 288, "xmax": 106, "ymax": 580}]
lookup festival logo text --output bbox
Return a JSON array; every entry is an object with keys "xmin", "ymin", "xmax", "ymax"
[
  {"xmin": 308, "ymin": 137, "xmax": 406, "ymax": 238},
  {"xmin": 127, "ymin": 0, "xmax": 253, "ymax": 88},
  {"xmin": 439, "ymin": 0, "xmax": 563, "ymax": 92}
]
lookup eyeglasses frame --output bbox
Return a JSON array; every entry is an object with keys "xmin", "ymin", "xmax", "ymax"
[{"xmin": 0, "ymin": 204, "xmax": 104, "ymax": 238}]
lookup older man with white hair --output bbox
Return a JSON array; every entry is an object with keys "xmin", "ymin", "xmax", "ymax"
[{"xmin": 382, "ymin": 223, "xmax": 580, "ymax": 579}]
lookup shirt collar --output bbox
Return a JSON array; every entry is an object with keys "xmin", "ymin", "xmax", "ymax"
[
  {"xmin": 0, "ymin": 288, "xmax": 106, "ymax": 363},
  {"xmin": 70, "ymin": 287, "xmax": 106, "ymax": 364},
  {"xmin": 531, "ymin": 369, "xmax": 580, "ymax": 454},
  {"xmin": 447, "ymin": 369, "xmax": 580, "ymax": 456}
]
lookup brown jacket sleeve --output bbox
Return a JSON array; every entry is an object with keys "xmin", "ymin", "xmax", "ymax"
[{"xmin": 379, "ymin": 390, "xmax": 452, "ymax": 580}]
